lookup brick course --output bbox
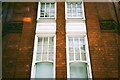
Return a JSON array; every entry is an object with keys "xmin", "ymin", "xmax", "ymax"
[{"xmin": 56, "ymin": 2, "xmax": 67, "ymax": 79}]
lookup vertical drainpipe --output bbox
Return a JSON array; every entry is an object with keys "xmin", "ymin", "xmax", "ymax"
[{"xmin": 112, "ymin": 1, "xmax": 120, "ymax": 78}]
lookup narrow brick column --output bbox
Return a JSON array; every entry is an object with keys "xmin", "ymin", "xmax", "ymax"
[{"xmin": 56, "ymin": 2, "xmax": 67, "ymax": 79}]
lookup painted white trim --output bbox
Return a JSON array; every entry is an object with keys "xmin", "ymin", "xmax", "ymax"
[
  {"xmin": 31, "ymin": 34, "xmax": 56, "ymax": 78},
  {"xmin": 66, "ymin": 0, "xmax": 83, "ymax": 2},
  {"xmin": 65, "ymin": 2, "xmax": 67, "ymax": 20},
  {"xmin": 31, "ymin": 35, "xmax": 38, "ymax": 78},
  {"xmin": 55, "ymin": 2, "xmax": 57, "ymax": 20},
  {"xmin": 39, "ymin": 0, "xmax": 56, "ymax": 2},
  {"xmin": 81, "ymin": 1, "xmax": 85, "ymax": 19},
  {"xmin": 85, "ymin": 35, "xmax": 92, "ymax": 78},
  {"xmin": 66, "ymin": 23, "xmax": 86, "ymax": 35},
  {"xmin": 53, "ymin": 35, "xmax": 56, "ymax": 78},
  {"xmin": 37, "ymin": 1, "xmax": 41, "ymax": 20},
  {"xmin": 66, "ymin": 35, "xmax": 70, "ymax": 78},
  {"xmin": 37, "ymin": 34, "xmax": 56, "ymax": 37},
  {"xmin": 36, "ymin": 23, "xmax": 56, "ymax": 34}
]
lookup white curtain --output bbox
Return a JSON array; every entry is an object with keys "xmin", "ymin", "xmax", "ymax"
[
  {"xmin": 35, "ymin": 62, "xmax": 53, "ymax": 78},
  {"xmin": 70, "ymin": 62, "xmax": 88, "ymax": 78}
]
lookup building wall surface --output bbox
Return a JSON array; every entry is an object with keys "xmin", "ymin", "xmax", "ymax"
[
  {"xmin": 2, "ymin": 2, "xmax": 120, "ymax": 79},
  {"xmin": 2, "ymin": 2, "xmax": 38, "ymax": 78},
  {"xmin": 56, "ymin": 2, "xmax": 67, "ymax": 79},
  {"xmin": 85, "ymin": 2, "xmax": 119, "ymax": 78}
]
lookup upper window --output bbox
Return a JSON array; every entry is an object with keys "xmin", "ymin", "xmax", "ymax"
[
  {"xmin": 66, "ymin": 2, "xmax": 83, "ymax": 18},
  {"xmin": 40, "ymin": 2, "xmax": 55, "ymax": 18}
]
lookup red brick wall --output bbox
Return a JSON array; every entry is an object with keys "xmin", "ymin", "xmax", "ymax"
[
  {"xmin": 2, "ymin": 2, "xmax": 38, "ymax": 78},
  {"xmin": 56, "ymin": 2, "xmax": 67, "ymax": 79},
  {"xmin": 84, "ymin": 2, "xmax": 119, "ymax": 78},
  {"xmin": 2, "ymin": 2, "xmax": 120, "ymax": 79}
]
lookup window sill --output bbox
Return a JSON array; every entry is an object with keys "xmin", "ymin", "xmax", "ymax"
[
  {"xmin": 67, "ymin": 17, "xmax": 84, "ymax": 19},
  {"xmin": 38, "ymin": 17, "xmax": 55, "ymax": 19},
  {"xmin": 37, "ymin": 18, "xmax": 56, "ymax": 23}
]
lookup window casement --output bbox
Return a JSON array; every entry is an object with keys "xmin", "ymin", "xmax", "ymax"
[
  {"xmin": 31, "ymin": 35, "xmax": 56, "ymax": 78},
  {"xmin": 40, "ymin": 3, "xmax": 55, "ymax": 18},
  {"xmin": 66, "ymin": 35, "xmax": 92, "ymax": 78},
  {"xmin": 37, "ymin": 1, "xmax": 56, "ymax": 19},
  {"xmin": 65, "ymin": 1, "xmax": 85, "ymax": 19}
]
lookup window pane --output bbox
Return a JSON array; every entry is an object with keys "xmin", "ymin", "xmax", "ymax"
[
  {"xmin": 36, "ymin": 53, "xmax": 41, "ymax": 61},
  {"xmin": 75, "ymin": 53, "xmax": 80, "ymax": 60},
  {"xmin": 42, "ymin": 52, "xmax": 47, "ymax": 61},
  {"xmin": 49, "ymin": 37, "xmax": 54, "ymax": 46},
  {"xmin": 43, "ymin": 45, "xmax": 48, "ymax": 52},
  {"xmin": 38, "ymin": 38, "xmax": 42, "ymax": 45},
  {"xmin": 69, "ymin": 47, "xmax": 74, "ymax": 53},
  {"xmin": 75, "ymin": 47, "xmax": 80, "ymax": 60},
  {"xmin": 50, "ymin": 12, "xmax": 54, "ymax": 17},
  {"xmin": 51, "ymin": 3, "xmax": 54, "ymax": 8},
  {"xmin": 81, "ymin": 53, "xmax": 86, "ymax": 60},
  {"xmin": 69, "ymin": 52, "xmax": 74, "ymax": 60},
  {"xmin": 46, "ymin": 3, "xmax": 50, "ymax": 9},
  {"xmin": 48, "ymin": 52, "xmax": 53, "ymax": 61},
  {"xmin": 41, "ymin": 3, "xmax": 45, "ymax": 8},
  {"xmin": 40, "ymin": 13, "xmax": 44, "ymax": 17},
  {"xmin": 80, "ymin": 38, "xmax": 84, "ymax": 44},
  {"xmin": 81, "ymin": 45, "xmax": 85, "ymax": 53},
  {"xmin": 67, "ymin": 3, "xmax": 71, "ymax": 8},
  {"xmin": 69, "ymin": 37, "xmax": 73, "ymax": 47},
  {"xmin": 35, "ymin": 63, "xmax": 53, "ymax": 78},
  {"xmin": 74, "ymin": 38, "xmax": 79, "ymax": 47},
  {"xmin": 43, "ymin": 37, "xmax": 48, "ymax": 45},
  {"xmin": 45, "ymin": 13, "xmax": 49, "ymax": 17},
  {"xmin": 49, "ymin": 46, "xmax": 54, "ymax": 52},
  {"xmin": 70, "ymin": 62, "xmax": 88, "ymax": 78},
  {"xmin": 77, "ymin": 3, "xmax": 81, "ymax": 8},
  {"xmin": 37, "ymin": 45, "xmax": 42, "ymax": 53}
]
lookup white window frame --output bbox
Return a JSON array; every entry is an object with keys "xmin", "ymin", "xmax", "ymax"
[
  {"xmin": 66, "ymin": 34, "xmax": 92, "ymax": 78},
  {"xmin": 65, "ymin": 0, "xmax": 85, "ymax": 20},
  {"xmin": 31, "ymin": 34, "xmax": 56, "ymax": 78},
  {"xmin": 37, "ymin": 0, "xmax": 56, "ymax": 20}
]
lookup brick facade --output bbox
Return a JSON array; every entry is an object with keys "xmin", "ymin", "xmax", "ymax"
[
  {"xmin": 2, "ymin": 2, "xmax": 120, "ymax": 79},
  {"xmin": 85, "ymin": 2, "xmax": 119, "ymax": 78},
  {"xmin": 56, "ymin": 2, "xmax": 67, "ymax": 79},
  {"xmin": 2, "ymin": 2, "xmax": 38, "ymax": 78}
]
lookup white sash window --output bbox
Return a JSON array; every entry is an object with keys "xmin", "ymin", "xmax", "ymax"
[
  {"xmin": 67, "ymin": 2, "xmax": 82, "ymax": 18},
  {"xmin": 40, "ymin": 3, "xmax": 55, "ymax": 18},
  {"xmin": 31, "ymin": 36, "xmax": 56, "ymax": 78},
  {"xmin": 66, "ymin": 36, "xmax": 92, "ymax": 78}
]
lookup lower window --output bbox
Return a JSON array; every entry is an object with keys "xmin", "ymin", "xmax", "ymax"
[
  {"xmin": 67, "ymin": 36, "xmax": 92, "ymax": 78},
  {"xmin": 31, "ymin": 36, "xmax": 56, "ymax": 78}
]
